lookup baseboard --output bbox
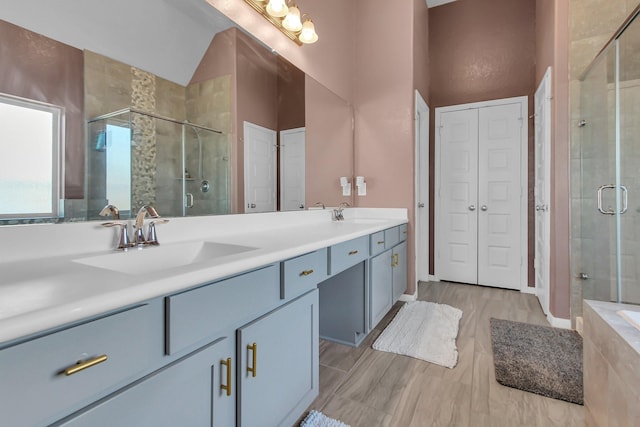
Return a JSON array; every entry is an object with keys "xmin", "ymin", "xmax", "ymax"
[
  {"xmin": 428, "ymin": 275, "xmax": 439, "ymax": 282},
  {"xmin": 547, "ymin": 313, "xmax": 572, "ymax": 329},
  {"xmin": 399, "ymin": 289, "xmax": 417, "ymax": 302},
  {"xmin": 575, "ymin": 316, "xmax": 583, "ymax": 336},
  {"xmin": 521, "ymin": 285, "xmax": 536, "ymax": 295}
]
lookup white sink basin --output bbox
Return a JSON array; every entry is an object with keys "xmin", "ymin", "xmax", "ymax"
[{"xmin": 73, "ymin": 241, "xmax": 257, "ymax": 275}]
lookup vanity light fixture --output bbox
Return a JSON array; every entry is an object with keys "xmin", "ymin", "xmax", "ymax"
[{"xmin": 244, "ymin": 0, "xmax": 318, "ymax": 45}]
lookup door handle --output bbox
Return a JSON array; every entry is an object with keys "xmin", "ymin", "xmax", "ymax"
[
  {"xmin": 418, "ymin": 202, "xmax": 425, "ymax": 208},
  {"xmin": 468, "ymin": 205, "xmax": 476, "ymax": 211},
  {"xmin": 597, "ymin": 184, "xmax": 627, "ymax": 215},
  {"xmin": 247, "ymin": 203, "xmax": 257, "ymax": 209},
  {"xmin": 185, "ymin": 193, "xmax": 194, "ymax": 208},
  {"xmin": 480, "ymin": 205, "xmax": 488, "ymax": 211}
]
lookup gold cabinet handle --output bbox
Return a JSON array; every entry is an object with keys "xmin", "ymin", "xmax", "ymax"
[
  {"xmin": 348, "ymin": 250, "xmax": 359, "ymax": 256},
  {"xmin": 247, "ymin": 343, "xmax": 257, "ymax": 378},
  {"xmin": 377, "ymin": 241, "xmax": 385, "ymax": 245},
  {"xmin": 220, "ymin": 358, "xmax": 232, "ymax": 396},
  {"xmin": 392, "ymin": 253, "xmax": 399, "ymax": 267},
  {"xmin": 300, "ymin": 269, "xmax": 314, "ymax": 277},
  {"xmin": 64, "ymin": 354, "xmax": 108, "ymax": 376}
]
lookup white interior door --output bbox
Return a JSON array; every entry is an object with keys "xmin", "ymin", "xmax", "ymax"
[
  {"xmin": 244, "ymin": 121, "xmax": 276, "ymax": 213},
  {"xmin": 535, "ymin": 68, "xmax": 551, "ymax": 314},
  {"xmin": 436, "ymin": 97, "xmax": 527, "ymax": 290},
  {"xmin": 415, "ymin": 91, "xmax": 430, "ymax": 283},
  {"xmin": 280, "ymin": 127, "xmax": 306, "ymax": 211},
  {"xmin": 477, "ymin": 103, "xmax": 523, "ymax": 289},
  {"xmin": 436, "ymin": 109, "xmax": 479, "ymax": 284}
]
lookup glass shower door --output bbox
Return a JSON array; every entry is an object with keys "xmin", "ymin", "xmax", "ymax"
[
  {"xmin": 579, "ymin": 44, "xmax": 618, "ymax": 302},
  {"xmin": 616, "ymin": 15, "xmax": 640, "ymax": 304}
]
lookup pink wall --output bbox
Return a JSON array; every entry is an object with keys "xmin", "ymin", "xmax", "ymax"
[
  {"xmin": 353, "ymin": 0, "xmax": 418, "ymax": 294},
  {"xmin": 206, "ymin": 0, "xmax": 355, "ymax": 102},
  {"xmin": 428, "ymin": 0, "xmax": 537, "ymax": 285},
  {"xmin": 305, "ymin": 77, "xmax": 353, "ymax": 208},
  {"xmin": 536, "ymin": 0, "xmax": 571, "ymax": 319},
  {"xmin": 0, "ymin": 19, "xmax": 84, "ymax": 199}
]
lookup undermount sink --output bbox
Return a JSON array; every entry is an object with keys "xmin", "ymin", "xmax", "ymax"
[{"xmin": 73, "ymin": 241, "xmax": 257, "ymax": 275}]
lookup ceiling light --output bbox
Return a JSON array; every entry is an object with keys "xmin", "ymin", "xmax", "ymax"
[{"xmin": 243, "ymin": 0, "xmax": 318, "ymax": 46}]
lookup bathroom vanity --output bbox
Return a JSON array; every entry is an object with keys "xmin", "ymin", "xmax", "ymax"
[{"xmin": 0, "ymin": 209, "xmax": 407, "ymax": 426}]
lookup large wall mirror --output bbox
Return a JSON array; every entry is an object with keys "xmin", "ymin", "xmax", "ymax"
[{"xmin": 0, "ymin": 0, "xmax": 354, "ymax": 224}]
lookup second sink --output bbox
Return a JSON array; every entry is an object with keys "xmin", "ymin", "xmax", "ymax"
[{"xmin": 73, "ymin": 241, "xmax": 257, "ymax": 275}]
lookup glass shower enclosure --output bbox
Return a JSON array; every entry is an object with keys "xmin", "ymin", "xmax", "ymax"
[
  {"xmin": 87, "ymin": 108, "xmax": 231, "ymax": 220},
  {"xmin": 574, "ymin": 10, "xmax": 640, "ymax": 306}
]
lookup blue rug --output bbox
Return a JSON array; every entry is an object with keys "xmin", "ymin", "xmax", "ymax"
[{"xmin": 300, "ymin": 410, "xmax": 350, "ymax": 427}]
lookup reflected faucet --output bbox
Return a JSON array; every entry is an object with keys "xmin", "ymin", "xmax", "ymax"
[
  {"xmin": 314, "ymin": 202, "xmax": 326, "ymax": 209},
  {"xmin": 332, "ymin": 202, "xmax": 351, "ymax": 221},
  {"xmin": 133, "ymin": 205, "xmax": 160, "ymax": 246},
  {"xmin": 99, "ymin": 204, "xmax": 130, "ymax": 250}
]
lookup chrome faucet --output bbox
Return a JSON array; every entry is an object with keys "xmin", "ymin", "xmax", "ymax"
[
  {"xmin": 332, "ymin": 202, "xmax": 351, "ymax": 221},
  {"xmin": 133, "ymin": 205, "xmax": 160, "ymax": 246},
  {"xmin": 99, "ymin": 204, "xmax": 130, "ymax": 250},
  {"xmin": 314, "ymin": 201, "xmax": 326, "ymax": 209}
]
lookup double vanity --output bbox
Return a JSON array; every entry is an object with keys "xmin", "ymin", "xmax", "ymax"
[{"xmin": 0, "ymin": 208, "xmax": 408, "ymax": 426}]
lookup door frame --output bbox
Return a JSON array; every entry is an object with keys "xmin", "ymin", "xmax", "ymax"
[
  {"xmin": 434, "ymin": 96, "xmax": 529, "ymax": 291},
  {"xmin": 243, "ymin": 121, "xmax": 277, "ymax": 213},
  {"xmin": 535, "ymin": 67, "xmax": 552, "ymax": 314},
  {"xmin": 414, "ymin": 90, "xmax": 430, "ymax": 287},
  {"xmin": 279, "ymin": 127, "xmax": 306, "ymax": 211}
]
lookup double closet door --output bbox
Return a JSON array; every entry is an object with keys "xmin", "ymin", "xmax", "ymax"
[{"xmin": 435, "ymin": 97, "xmax": 527, "ymax": 290}]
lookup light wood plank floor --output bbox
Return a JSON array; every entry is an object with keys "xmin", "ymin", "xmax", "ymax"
[{"xmin": 302, "ymin": 281, "xmax": 585, "ymax": 427}]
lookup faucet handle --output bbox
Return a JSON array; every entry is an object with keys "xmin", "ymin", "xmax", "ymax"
[
  {"xmin": 146, "ymin": 218, "xmax": 169, "ymax": 246},
  {"xmin": 101, "ymin": 221, "xmax": 131, "ymax": 250}
]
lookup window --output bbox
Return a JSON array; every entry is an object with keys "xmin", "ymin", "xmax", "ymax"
[{"xmin": 0, "ymin": 94, "xmax": 63, "ymax": 218}]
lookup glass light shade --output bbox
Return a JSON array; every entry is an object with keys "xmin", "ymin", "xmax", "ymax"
[
  {"xmin": 266, "ymin": 0, "xmax": 288, "ymax": 18},
  {"xmin": 282, "ymin": 6, "xmax": 302, "ymax": 32},
  {"xmin": 299, "ymin": 19, "xmax": 318, "ymax": 44}
]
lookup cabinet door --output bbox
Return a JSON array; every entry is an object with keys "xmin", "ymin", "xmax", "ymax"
[
  {"xmin": 57, "ymin": 337, "xmax": 235, "ymax": 427},
  {"xmin": 238, "ymin": 290, "xmax": 319, "ymax": 427},
  {"xmin": 370, "ymin": 250, "xmax": 393, "ymax": 329},
  {"xmin": 392, "ymin": 242, "xmax": 407, "ymax": 302}
]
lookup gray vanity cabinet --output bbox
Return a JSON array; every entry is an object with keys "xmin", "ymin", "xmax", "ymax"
[
  {"xmin": 369, "ymin": 226, "xmax": 408, "ymax": 329},
  {"xmin": 56, "ymin": 337, "xmax": 235, "ymax": 427},
  {"xmin": 237, "ymin": 289, "xmax": 319, "ymax": 427}
]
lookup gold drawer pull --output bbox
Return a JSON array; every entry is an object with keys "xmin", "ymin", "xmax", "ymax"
[
  {"xmin": 247, "ymin": 343, "xmax": 257, "ymax": 378},
  {"xmin": 348, "ymin": 250, "xmax": 359, "ymax": 256},
  {"xmin": 403, "ymin": 230, "xmax": 407, "ymax": 235},
  {"xmin": 300, "ymin": 269, "xmax": 314, "ymax": 277},
  {"xmin": 392, "ymin": 253, "xmax": 399, "ymax": 267},
  {"xmin": 64, "ymin": 354, "xmax": 108, "ymax": 376},
  {"xmin": 377, "ymin": 241, "xmax": 385, "ymax": 245},
  {"xmin": 221, "ymin": 357, "xmax": 232, "ymax": 396}
]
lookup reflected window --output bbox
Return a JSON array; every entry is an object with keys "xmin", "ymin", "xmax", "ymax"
[
  {"xmin": 105, "ymin": 124, "xmax": 131, "ymax": 212},
  {"xmin": 0, "ymin": 94, "xmax": 62, "ymax": 218}
]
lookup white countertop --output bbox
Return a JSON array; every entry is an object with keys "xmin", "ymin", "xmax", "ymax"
[{"xmin": 0, "ymin": 208, "xmax": 407, "ymax": 345}]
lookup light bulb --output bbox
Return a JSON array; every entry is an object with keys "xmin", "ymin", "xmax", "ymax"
[
  {"xmin": 266, "ymin": 0, "xmax": 288, "ymax": 18},
  {"xmin": 299, "ymin": 18, "xmax": 318, "ymax": 44},
  {"xmin": 282, "ymin": 6, "xmax": 302, "ymax": 32}
]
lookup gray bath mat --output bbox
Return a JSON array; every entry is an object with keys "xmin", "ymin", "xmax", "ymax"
[{"xmin": 489, "ymin": 318, "xmax": 583, "ymax": 405}]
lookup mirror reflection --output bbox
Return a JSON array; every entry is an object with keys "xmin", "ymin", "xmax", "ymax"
[{"xmin": 0, "ymin": 0, "xmax": 354, "ymax": 224}]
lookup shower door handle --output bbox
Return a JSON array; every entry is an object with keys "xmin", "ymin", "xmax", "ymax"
[
  {"xmin": 185, "ymin": 193, "xmax": 194, "ymax": 208},
  {"xmin": 597, "ymin": 184, "xmax": 628, "ymax": 215}
]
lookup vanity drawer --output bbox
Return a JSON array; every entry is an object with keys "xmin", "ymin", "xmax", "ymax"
[
  {"xmin": 399, "ymin": 224, "xmax": 408, "ymax": 241},
  {"xmin": 370, "ymin": 231, "xmax": 387, "ymax": 256},
  {"xmin": 282, "ymin": 249, "xmax": 328, "ymax": 300},
  {"xmin": 328, "ymin": 236, "xmax": 369, "ymax": 275},
  {"xmin": 166, "ymin": 264, "xmax": 280, "ymax": 355},
  {"xmin": 0, "ymin": 304, "xmax": 156, "ymax": 427},
  {"xmin": 384, "ymin": 226, "xmax": 401, "ymax": 249}
]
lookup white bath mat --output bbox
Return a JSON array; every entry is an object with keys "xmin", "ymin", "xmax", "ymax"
[
  {"xmin": 300, "ymin": 410, "xmax": 350, "ymax": 427},
  {"xmin": 372, "ymin": 301, "xmax": 462, "ymax": 368}
]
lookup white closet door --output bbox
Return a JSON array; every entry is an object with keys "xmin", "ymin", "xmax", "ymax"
[
  {"xmin": 280, "ymin": 127, "xmax": 306, "ymax": 211},
  {"xmin": 437, "ymin": 109, "xmax": 479, "ymax": 284},
  {"xmin": 477, "ymin": 103, "xmax": 522, "ymax": 289},
  {"xmin": 244, "ymin": 121, "xmax": 276, "ymax": 213}
]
